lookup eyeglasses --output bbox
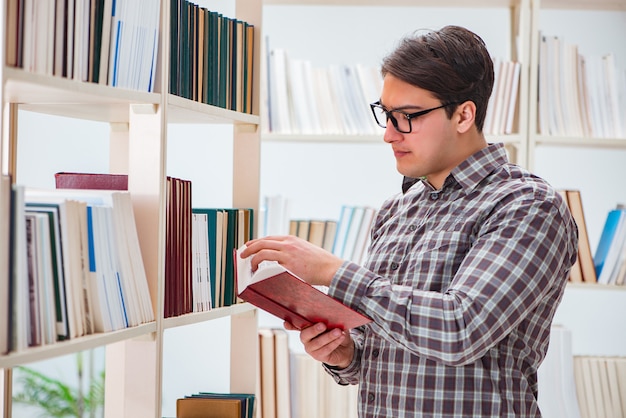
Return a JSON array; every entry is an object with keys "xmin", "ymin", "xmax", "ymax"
[{"xmin": 370, "ymin": 101, "xmax": 457, "ymax": 133}]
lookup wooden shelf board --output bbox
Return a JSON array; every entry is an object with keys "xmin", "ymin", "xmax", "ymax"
[
  {"xmin": 540, "ymin": 0, "xmax": 626, "ymax": 10},
  {"xmin": 264, "ymin": 0, "xmax": 520, "ymax": 7},
  {"xmin": 167, "ymin": 94, "xmax": 260, "ymax": 126},
  {"xmin": 2, "ymin": 67, "xmax": 160, "ymax": 123},
  {"xmin": 162, "ymin": 303, "xmax": 257, "ymax": 330},
  {"xmin": 0, "ymin": 322, "xmax": 157, "ymax": 369},
  {"xmin": 263, "ymin": 132, "xmax": 523, "ymax": 145},
  {"xmin": 532, "ymin": 135, "xmax": 626, "ymax": 149}
]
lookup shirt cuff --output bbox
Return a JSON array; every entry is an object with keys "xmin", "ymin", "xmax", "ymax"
[
  {"xmin": 328, "ymin": 260, "xmax": 375, "ymax": 313},
  {"xmin": 322, "ymin": 348, "xmax": 361, "ymax": 385}
]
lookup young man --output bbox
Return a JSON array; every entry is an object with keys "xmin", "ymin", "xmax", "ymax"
[{"xmin": 242, "ymin": 25, "xmax": 578, "ymax": 417}]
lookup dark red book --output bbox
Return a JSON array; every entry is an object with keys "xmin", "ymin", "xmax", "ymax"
[
  {"xmin": 234, "ymin": 246, "xmax": 372, "ymax": 330},
  {"xmin": 54, "ymin": 172, "xmax": 128, "ymax": 190}
]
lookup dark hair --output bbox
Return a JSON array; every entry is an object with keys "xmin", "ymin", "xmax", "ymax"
[{"xmin": 381, "ymin": 25, "xmax": 494, "ymax": 132}]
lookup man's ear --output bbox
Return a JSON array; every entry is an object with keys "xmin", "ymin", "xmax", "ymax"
[{"xmin": 456, "ymin": 101, "xmax": 476, "ymax": 134}]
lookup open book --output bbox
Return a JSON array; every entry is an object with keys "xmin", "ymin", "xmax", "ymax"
[{"xmin": 235, "ymin": 245, "xmax": 371, "ymax": 330}]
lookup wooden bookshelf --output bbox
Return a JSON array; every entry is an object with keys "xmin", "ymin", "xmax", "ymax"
[{"xmin": 0, "ymin": 0, "xmax": 262, "ymax": 417}]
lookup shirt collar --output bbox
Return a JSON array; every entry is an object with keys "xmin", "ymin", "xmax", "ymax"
[{"xmin": 401, "ymin": 143, "xmax": 510, "ymax": 195}]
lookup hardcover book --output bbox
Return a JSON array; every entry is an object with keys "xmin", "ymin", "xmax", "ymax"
[
  {"xmin": 54, "ymin": 172, "xmax": 128, "ymax": 191},
  {"xmin": 235, "ymin": 245, "xmax": 371, "ymax": 330}
]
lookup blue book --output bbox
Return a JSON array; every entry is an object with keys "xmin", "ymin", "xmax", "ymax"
[{"xmin": 594, "ymin": 208, "xmax": 626, "ymax": 278}]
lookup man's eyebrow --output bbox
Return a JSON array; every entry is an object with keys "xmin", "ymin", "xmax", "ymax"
[{"xmin": 381, "ymin": 103, "xmax": 427, "ymax": 112}]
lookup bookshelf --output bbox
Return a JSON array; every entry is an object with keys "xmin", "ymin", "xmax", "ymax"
[
  {"xmin": 258, "ymin": 0, "xmax": 626, "ymax": 409},
  {"xmin": 1, "ymin": 1, "xmax": 262, "ymax": 417},
  {"xmin": 259, "ymin": 0, "xmax": 530, "ymax": 224},
  {"xmin": 526, "ymin": 0, "xmax": 626, "ymax": 363}
]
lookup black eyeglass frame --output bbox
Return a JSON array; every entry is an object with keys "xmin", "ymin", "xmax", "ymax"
[{"xmin": 369, "ymin": 100, "xmax": 458, "ymax": 133}]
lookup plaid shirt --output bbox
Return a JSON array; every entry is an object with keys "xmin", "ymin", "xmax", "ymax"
[{"xmin": 326, "ymin": 143, "xmax": 578, "ymax": 417}]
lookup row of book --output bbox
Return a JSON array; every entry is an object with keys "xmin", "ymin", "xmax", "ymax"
[
  {"xmin": 5, "ymin": 0, "xmax": 161, "ymax": 92},
  {"xmin": 263, "ymin": 196, "xmax": 377, "ymax": 265},
  {"xmin": 258, "ymin": 328, "xmax": 358, "ymax": 418},
  {"xmin": 537, "ymin": 325, "xmax": 626, "ymax": 418},
  {"xmin": 574, "ymin": 355, "xmax": 626, "ymax": 418},
  {"xmin": 538, "ymin": 34, "xmax": 625, "ymax": 139},
  {"xmin": 0, "ymin": 183, "xmax": 155, "ymax": 355},
  {"xmin": 262, "ymin": 46, "xmax": 521, "ymax": 137},
  {"xmin": 289, "ymin": 206, "xmax": 376, "ymax": 265},
  {"xmin": 176, "ymin": 392, "xmax": 255, "ymax": 418},
  {"xmin": 189, "ymin": 207, "xmax": 254, "ymax": 313},
  {"xmin": 170, "ymin": 0, "xmax": 255, "ymax": 114},
  {"xmin": 557, "ymin": 189, "xmax": 626, "ymax": 286},
  {"xmin": 53, "ymin": 173, "xmax": 255, "ymax": 318}
]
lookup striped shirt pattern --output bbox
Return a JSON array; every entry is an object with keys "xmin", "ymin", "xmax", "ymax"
[{"xmin": 325, "ymin": 143, "xmax": 578, "ymax": 417}]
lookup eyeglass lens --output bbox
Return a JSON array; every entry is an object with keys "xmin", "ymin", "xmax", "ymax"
[{"xmin": 372, "ymin": 106, "xmax": 412, "ymax": 133}]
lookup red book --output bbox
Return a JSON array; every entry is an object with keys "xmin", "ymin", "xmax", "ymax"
[
  {"xmin": 234, "ymin": 246, "xmax": 372, "ymax": 330},
  {"xmin": 54, "ymin": 172, "xmax": 128, "ymax": 190}
]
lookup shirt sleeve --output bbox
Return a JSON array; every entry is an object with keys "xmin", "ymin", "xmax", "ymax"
[{"xmin": 327, "ymin": 194, "xmax": 578, "ymax": 367}]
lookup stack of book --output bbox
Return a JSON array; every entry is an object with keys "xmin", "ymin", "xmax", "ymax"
[
  {"xmin": 5, "ymin": 0, "xmax": 161, "ymax": 92},
  {"xmin": 538, "ymin": 33, "xmax": 625, "ymax": 138},
  {"xmin": 2, "ymin": 184, "xmax": 155, "ymax": 354}
]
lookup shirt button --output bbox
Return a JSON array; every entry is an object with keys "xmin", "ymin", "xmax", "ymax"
[
  {"xmin": 390, "ymin": 262, "xmax": 399, "ymax": 270},
  {"xmin": 368, "ymin": 393, "xmax": 375, "ymax": 402},
  {"xmin": 430, "ymin": 192, "xmax": 439, "ymax": 200},
  {"xmin": 372, "ymin": 349, "xmax": 379, "ymax": 358},
  {"xmin": 408, "ymin": 224, "xmax": 417, "ymax": 232}
]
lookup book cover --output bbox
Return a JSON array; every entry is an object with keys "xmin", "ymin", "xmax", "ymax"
[
  {"xmin": 54, "ymin": 172, "xmax": 128, "ymax": 191},
  {"xmin": 565, "ymin": 190, "xmax": 597, "ymax": 283},
  {"xmin": 235, "ymin": 245, "xmax": 371, "ymax": 330},
  {"xmin": 177, "ymin": 397, "xmax": 241, "ymax": 418}
]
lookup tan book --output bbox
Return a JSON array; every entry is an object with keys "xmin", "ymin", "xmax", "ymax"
[
  {"xmin": 307, "ymin": 220, "xmax": 326, "ymax": 248},
  {"xmin": 557, "ymin": 190, "xmax": 583, "ymax": 283},
  {"xmin": 566, "ymin": 190, "xmax": 597, "ymax": 283},
  {"xmin": 176, "ymin": 397, "xmax": 241, "ymax": 418}
]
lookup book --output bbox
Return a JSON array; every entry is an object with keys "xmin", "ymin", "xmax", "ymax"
[
  {"xmin": 594, "ymin": 207, "xmax": 626, "ymax": 284},
  {"xmin": 272, "ymin": 328, "xmax": 291, "ymax": 418},
  {"xmin": 177, "ymin": 393, "xmax": 255, "ymax": 418},
  {"xmin": 0, "ymin": 175, "xmax": 12, "ymax": 354},
  {"xmin": 563, "ymin": 190, "xmax": 596, "ymax": 283},
  {"xmin": 258, "ymin": 328, "xmax": 276, "ymax": 418},
  {"xmin": 55, "ymin": 172, "xmax": 128, "ymax": 190},
  {"xmin": 235, "ymin": 245, "xmax": 372, "ymax": 330}
]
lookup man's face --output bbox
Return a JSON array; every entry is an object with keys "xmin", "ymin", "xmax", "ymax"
[{"xmin": 378, "ymin": 74, "xmax": 461, "ymax": 188}]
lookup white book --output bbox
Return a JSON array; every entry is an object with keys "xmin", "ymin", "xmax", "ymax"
[
  {"xmin": 288, "ymin": 58, "xmax": 314, "ymax": 134},
  {"xmin": 312, "ymin": 67, "xmax": 343, "ymax": 135},
  {"xmin": 351, "ymin": 207, "xmax": 376, "ymax": 264},
  {"xmin": 484, "ymin": 56, "xmax": 501, "ymax": 135},
  {"xmin": 562, "ymin": 43, "xmax": 584, "ymax": 137},
  {"xmin": 504, "ymin": 62, "xmax": 521, "ymax": 135},
  {"xmin": 23, "ymin": 197, "xmax": 92, "ymax": 338},
  {"xmin": 192, "ymin": 214, "xmax": 202, "ymax": 312},
  {"xmin": 538, "ymin": 36, "xmax": 550, "ymax": 135},
  {"xmin": 0, "ymin": 176, "xmax": 11, "ymax": 354},
  {"xmin": 341, "ymin": 206, "xmax": 364, "ymax": 260},
  {"xmin": 355, "ymin": 63, "xmax": 383, "ymax": 134},
  {"xmin": 495, "ymin": 61, "xmax": 513, "ymax": 135},
  {"xmin": 98, "ymin": 0, "xmax": 114, "ymax": 84},
  {"xmin": 273, "ymin": 328, "xmax": 292, "ymax": 418},
  {"xmin": 112, "ymin": 192, "xmax": 154, "ymax": 323},
  {"xmin": 603, "ymin": 53, "xmax": 624, "ymax": 138},
  {"xmin": 268, "ymin": 48, "xmax": 293, "ymax": 133},
  {"xmin": 32, "ymin": 213, "xmax": 57, "ymax": 345},
  {"xmin": 11, "ymin": 185, "xmax": 30, "ymax": 352},
  {"xmin": 332, "ymin": 205, "xmax": 353, "ymax": 257}
]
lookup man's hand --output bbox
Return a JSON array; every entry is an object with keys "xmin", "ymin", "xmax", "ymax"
[
  {"xmin": 241, "ymin": 235, "xmax": 344, "ymax": 287},
  {"xmin": 285, "ymin": 321, "xmax": 355, "ymax": 369}
]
